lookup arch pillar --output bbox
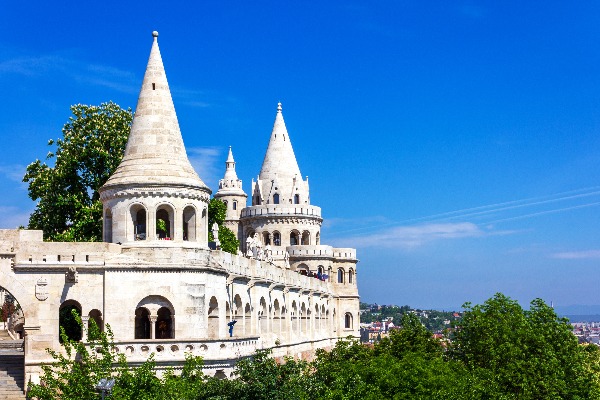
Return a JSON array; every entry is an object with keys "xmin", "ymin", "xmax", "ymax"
[{"xmin": 149, "ymin": 315, "xmax": 157, "ymax": 339}]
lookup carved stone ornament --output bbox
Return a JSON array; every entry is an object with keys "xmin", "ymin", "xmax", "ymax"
[
  {"xmin": 35, "ymin": 278, "xmax": 49, "ymax": 301},
  {"xmin": 65, "ymin": 265, "xmax": 78, "ymax": 283}
]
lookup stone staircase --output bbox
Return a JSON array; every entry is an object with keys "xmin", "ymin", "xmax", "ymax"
[{"xmin": 0, "ymin": 330, "xmax": 26, "ymax": 400}]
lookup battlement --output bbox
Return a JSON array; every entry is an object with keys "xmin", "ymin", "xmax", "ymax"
[{"xmin": 240, "ymin": 205, "xmax": 321, "ymax": 219}]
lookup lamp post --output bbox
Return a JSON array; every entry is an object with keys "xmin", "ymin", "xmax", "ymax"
[{"xmin": 95, "ymin": 378, "xmax": 115, "ymax": 399}]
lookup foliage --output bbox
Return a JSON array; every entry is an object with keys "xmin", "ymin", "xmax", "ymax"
[
  {"xmin": 0, "ymin": 295, "xmax": 18, "ymax": 323},
  {"xmin": 156, "ymin": 218, "xmax": 167, "ymax": 234},
  {"xmin": 448, "ymin": 293, "xmax": 598, "ymax": 399},
  {"xmin": 375, "ymin": 313, "xmax": 443, "ymax": 360},
  {"xmin": 208, "ymin": 198, "xmax": 240, "ymax": 254},
  {"xmin": 26, "ymin": 294, "xmax": 600, "ymax": 399},
  {"xmin": 23, "ymin": 102, "xmax": 132, "ymax": 242},
  {"xmin": 58, "ymin": 305, "xmax": 82, "ymax": 343},
  {"xmin": 360, "ymin": 303, "xmax": 458, "ymax": 332}
]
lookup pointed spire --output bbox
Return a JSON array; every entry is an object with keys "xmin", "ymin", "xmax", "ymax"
[
  {"xmin": 216, "ymin": 146, "xmax": 245, "ymax": 195},
  {"xmin": 224, "ymin": 146, "xmax": 238, "ymax": 181},
  {"xmin": 101, "ymin": 31, "xmax": 208, "ymax": 191},
  {"xmin": 259, "ymin": 102, "xmax": 302, "ymax": 183}
]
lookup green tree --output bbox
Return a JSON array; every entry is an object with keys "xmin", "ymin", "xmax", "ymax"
[
  {"xmin": 449, "ymin": 293, "xmax": 599, "ymax": 399},
  {"xmin": 23, "ymin": 102, "xmax": 132, "ymax": 242},
  {"xmin": 375, "ymin": 313, "xmax": 443, "ymax": 360},
  {"xmin": 208, "ymin": 197, "xmax": 240, "ymax": 254}
]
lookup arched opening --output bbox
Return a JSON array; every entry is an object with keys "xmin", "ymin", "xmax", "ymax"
[
  {"xmin": 338, "ymin": 268, "xmax": 345, "ymax": 284},
  {"xmin": 135, "ymin": 307, "xmax": 151, "ymax": 339},
  {"xmin": 315, "ymin": 304, "xmax": 320, "ymax": 334},
  {"xmin": 208, "ymin": 296, "xmax": 219, "ymax": 339},
  {"xmin": 301, "ymin": 231, "xmax": 310, "ymax": 245},
  {"xmin": 321, "ymin": 305, "xmax": 326, "ymax": 333},
  {"xmin": 156, "ymin": 205, "xmax": 174, "ymax": 240},
  {"xmin": 273, "ymin": 299, "xmax": 281, "ymax": 336},
  {"xmin": 88, "ymin": 309, "xmax": 103, "ymax": 340},
  {"xmin": 273, "ymin": 231, "xmax": 281, "ymax": 246},
  {"xmin": 300, "ymin": 303, "xmax": 307, "ymax": 334},
  {"xmin": 259, "ymin": 297, "xmax": 268, "ymax": 334},
  {"xmin": 290, "ymin": 230, "xmax": 300, "ymax": 246},
  {"xmin": 263, "ymin": 232, "xmax": 270, "ymax": 245},
  {"xmin": 349, "ymin": 268, "xmax": 354, "ymax": 284},
  {"xmin": 345, "ymin": 312, "xmax": 353, "ymax": 329},
  {"xmin": 223, "ymin": 200, "xmax": 228, "ymax": 209},
  {"xmin": 273, "ymin": 193, "xmax": 280, "ymax": 204},
  {"xmin": 294, "ymin": 194, "xmax": 300, "ymax": 204},
  {"xmin": 183, "ymin": 206, "xmax": 196, "ymax": 241},
  {"xmin": 328, "ymin": 266, "xmax": 332, "ymax": 282},
  {"xmin": 131, "ymin": 205, "xmax": 147, "ymax": 241},
  {"xmin": 59, "ymin": 300, "xmax": 82, "ymax": 343},
  {"xmin": 292, "ymin": 301, "xmax": 298, "ymax": 335},
  {"xmin": 104, "ymin": 209, "xmax": 113, "ymax": 242},
  {"xmin": 296, "ymin": 263, "xmax": 309, "ymax": 276},
  {"xmin": 233, "ymin": 201, "xmax": 237, "ymax": 210},
  {"xmin": 244, "ymin": 303, "xmax": 251, "ymax": 335},
  {"xmin": 156, "ymin": 307, "xmax": 173, "ymax": 339},
  {"xmin": 316, "ymin": 232, "xmax": 320, "ymax": 245},
  {"xmin": 0, "ymin": 287, "xmax": 24, "ymax": 339}
]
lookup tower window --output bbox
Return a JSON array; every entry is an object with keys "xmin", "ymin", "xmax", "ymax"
[
  {"xmin": 273, "ymin": 193, "xmax": 280, "ymax": 204},
  {"xmin": 294, "ymin": 194, "xmax": 300, "ymax": 204},
  {"xmin": 152, "ymin": 83, "xmax": 156, "ymax": 90},
  {"xmin": 233, "ymin": 201, "xmax": 237, "ymax": 210}
]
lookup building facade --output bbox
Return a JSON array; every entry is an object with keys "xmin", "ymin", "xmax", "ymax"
[{"xmin": 0, "ymin": 32, "xmax": 359, "ymax": 386}]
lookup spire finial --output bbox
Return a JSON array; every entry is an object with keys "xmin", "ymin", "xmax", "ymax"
[
  {"xmin": 152, "ymin": 31, "xmax": 159, "ymax": 39},
  {"xmin": 277, "ymin": 102, "xmax": 282, "ymax": 113}
]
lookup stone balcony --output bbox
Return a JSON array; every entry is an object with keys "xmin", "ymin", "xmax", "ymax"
[{"xmin": 240, "ymin": 205, "xmax": 322, "ymax": 219}]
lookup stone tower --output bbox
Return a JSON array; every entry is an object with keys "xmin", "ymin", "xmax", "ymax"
[
  {"xmin": 240, "ymin": 103, "xmax": 322, "ymax": 261},
  {"xmin": 214, "ymin": 147, "xmax": 247, "ymax": 241},
  {"xmin": 99, "ymin": 32, "xmax": 211, "ymax": 246}
]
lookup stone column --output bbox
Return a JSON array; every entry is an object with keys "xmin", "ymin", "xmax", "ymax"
[
  {"xmin": 149, "ymin": 316, "xmax": 157, "ymax": 339},
  {"xmin": 81, "ymin": 315, "xmax": 90, "ymax": 342},
  {"xmin": 171, "ymin": 315, "xmax": 176, "ymax": 339}
]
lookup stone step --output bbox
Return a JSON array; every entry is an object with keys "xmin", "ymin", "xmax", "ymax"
[{"xmin": 0, "ymin": 351, "xmax": 25, "ymax": 398}]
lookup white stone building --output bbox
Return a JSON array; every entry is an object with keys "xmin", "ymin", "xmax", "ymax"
[{"xmin": 0, "ymin": 32, "xmax": 359, "ymax": 387}]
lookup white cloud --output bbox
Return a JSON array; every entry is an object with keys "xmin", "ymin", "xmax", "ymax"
[
  {"xmin": 551, "ymin": 250, "xmax": 600, "ymax": 260},
  {"xmin": 334, "ymin": 222, "xmax": 483, "ymax": 249},
  {"xmin": 0, "ymin": 164, "xmax": 26, "ymax": 184},
  {"xmin": 0, "ymin": 54, "xmax": 138, "ymax": 94},
  {"xmin": 0, "ymin": 206, "xmax": 31, "ymax": 229},
  {"xmin": 187, "ymin": 147, "xmax": 223, "ymax": 190}
]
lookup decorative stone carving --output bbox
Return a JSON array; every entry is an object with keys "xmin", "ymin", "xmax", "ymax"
[
  {"xmin": 65, "ymin": 265, "xmax": 78, "ymax": 283},
  {"xmin": 35, "ymin": 278, "xmax": 48, "ymax": 301}
]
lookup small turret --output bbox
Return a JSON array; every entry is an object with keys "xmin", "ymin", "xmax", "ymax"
[{"xmin": 214, "ymin": 147, "xmax": 247, "ymax": 242}]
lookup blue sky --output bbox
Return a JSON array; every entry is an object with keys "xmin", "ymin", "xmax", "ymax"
[{"xmin": 2, "ymin": 2, "xmax": 600, "ymax": 312}]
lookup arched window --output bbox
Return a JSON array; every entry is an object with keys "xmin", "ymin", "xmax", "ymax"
[
  {"xmin": 104, "ymin": 209, "xmax": 113, "ymax": 243},
  {"xmin": 233, "ymin": 201, "xmax": 237, "ymax": 210},
  {"xmin": 301, "ymin": 231, "xmax": 310, "ymax": 245},
  {"xmin": 135, "ymin": 307, "xmax": 151, "ymax": 339},
  {"xmin": 345, "ymin": 312, "xmax": 353, "ymax": 329},
  {"xmin": 88, "ymin": 309, "xmax": 103, "ymax": 340},
  {"xmin": 273, "ymin": 231, "xmax": 281, "ymax": 246},
  {"xmin": 290, "ymin": 231, "xmax": 299, "ymax": 246},
  {"xmin": 183, "ymin": 206, "xmax": 196, "ymax": 241},
  {"xmin": 338, "ymin": 268, "xmax": 345, "ymax": 283},
  {"xmin": 223, "ymin": 200, "xmax": 228, "ymax": 209},
  {"xmin": 316, "ymin": 232, "xmax": 320, "ymax": 245},
  {"xmin": 263, "ymin": 232, "xmax": 270, "ymax": 245},
  {"xmin": 156, "ymin": 205, "xmax": 174, "ymax": 240},
  {"xmin": 317, "ymin": 265, "xmax": 324, "ymax": 275},
  {"xmin": 208, "ymin": 296, "xmax": 219, "ymax": 339},
  {"xmin": 156, "ymin": 307, "xmax": 173, "ymax": 339},
  {"xmin": 59, "ymin": 300, "xmax": 82, "ymax": 343},
  {"xmin": 255, "ymin": 196, "xmax": 261, "ymax": 205},
  {"xmin": 349, "ymin": 269, "xmax": 354, "ymax": 284},
  {"xmin": 273, "ymin": 193, "xmax": 280, "ymax": 204},
  {"xmin": 131, "ymin": 205, "xmax": 146, "ymax": 241},
  {"xmin": 294, "ymin": 194, "xmax": 300, "ymax": 204}
]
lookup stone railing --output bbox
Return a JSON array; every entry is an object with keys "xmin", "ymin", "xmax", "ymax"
[
  {"xmin": 286, "ymin": 245, "xmax": 334, "ymax": 258},
  {"xmin": 204, "ymin": 251, "xmax": 332, "ymax": 293},
  {"xmin": 93, "ymin": 337, "xmax": 260, "ymax": 363},
  {"xmin": 240, "ymin": 205, "xmax": 322, "ymax": 219}
]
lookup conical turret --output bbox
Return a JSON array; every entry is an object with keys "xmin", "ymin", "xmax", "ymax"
[
  {"xmin": 252, "ymin": 103, "xmax": 309, "ymax": 205},
  {"xmin": 101, "ymin": 31, "xmax": 209, "ymax": 191},
  {"xmin": 99, "ymin": 32, "xmax": 210, "ymax": 246}
]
